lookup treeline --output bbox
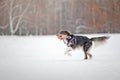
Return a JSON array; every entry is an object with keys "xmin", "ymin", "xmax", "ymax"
[{"xmin": 0, "ymin": 0, "xmax": 120, "ymax": 35}]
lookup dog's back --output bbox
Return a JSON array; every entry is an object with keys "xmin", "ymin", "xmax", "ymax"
[
  {"xmin": 74, "ymin": 35, "xmax": 109, "ymax": 47},
  {"xmin": 75, "ymin": 35, "xmax": 90, "ymax": 46}
]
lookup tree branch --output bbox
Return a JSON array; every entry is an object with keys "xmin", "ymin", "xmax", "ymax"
[
  {"xmin": 9, "ymin": 0, "xmax": 14, "ymax": 34},
  {"xmin": 0, "ymin": 24, "xmax": 8, "ymax": 29},
  {"xmin": 13, "ymin": 0, "xmax": 31, "ymax": 33},
  {"xmin": 0, "ymin": 0, "xmax": 7, "ymax": 9}
]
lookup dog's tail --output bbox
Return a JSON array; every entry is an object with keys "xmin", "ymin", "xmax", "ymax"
[{"xmin": 90, "ymin": 36, "xmax": 110, "ymax": 47}]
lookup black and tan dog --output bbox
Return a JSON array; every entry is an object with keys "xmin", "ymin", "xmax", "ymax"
[{"xmin": 57, "ymin": 31, "xmax": 109, "ymax": 60}]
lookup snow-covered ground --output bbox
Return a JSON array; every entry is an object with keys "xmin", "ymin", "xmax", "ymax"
[{"xmin": 0, "ymin": 34, "xmax": 120, "ymax": 80}]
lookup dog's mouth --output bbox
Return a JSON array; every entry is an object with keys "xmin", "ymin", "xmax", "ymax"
[{"xmin": 57, "ymin": 34, "xmax": 63, "ymax": 40}]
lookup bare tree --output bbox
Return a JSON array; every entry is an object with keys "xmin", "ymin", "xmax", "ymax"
[
  {"xmin": 0, "ymin": 0, "xmax": 120, "ymax": 35},
  {"xmin": 8, "ymin": 0, "xmax": 31, "ymax": 35}
]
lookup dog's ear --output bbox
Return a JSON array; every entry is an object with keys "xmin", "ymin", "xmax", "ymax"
[{"xmin": 59, "ymin": 31, "xmax": 70, "ymax": 36}]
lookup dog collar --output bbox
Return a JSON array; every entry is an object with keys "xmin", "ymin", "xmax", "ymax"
[{"xmin": 67, "ymin": 35, "xmax": 76, "ymax": 47}]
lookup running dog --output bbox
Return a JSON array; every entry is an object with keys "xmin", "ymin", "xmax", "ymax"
[{"xmin": 57, "ymin": 31, "xmax": 109, "ymax": 60}]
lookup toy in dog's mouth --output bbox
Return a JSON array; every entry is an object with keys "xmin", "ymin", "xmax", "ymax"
[{"xmin": 57, "ymin": 35, "xmax": 63, "ymax": 40}]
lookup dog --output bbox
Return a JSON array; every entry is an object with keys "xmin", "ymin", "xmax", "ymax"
[{"xmin": 57, "ymin": 31, "xmax": 109, "ymax": 60}]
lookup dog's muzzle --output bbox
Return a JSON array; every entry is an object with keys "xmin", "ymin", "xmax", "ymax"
[{"xmin": 57, "ymin": 34, "xmax": 63, "ymax": 40}]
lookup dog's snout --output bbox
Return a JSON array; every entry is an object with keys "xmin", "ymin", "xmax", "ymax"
[{"xmin": 57, "ymin": 34, "xmax": 63, "ymax": 40}]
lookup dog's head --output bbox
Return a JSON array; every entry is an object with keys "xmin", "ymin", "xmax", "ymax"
[{"xmin": 57, "ymin": 31, "xmax": 70, "ymax": 40}]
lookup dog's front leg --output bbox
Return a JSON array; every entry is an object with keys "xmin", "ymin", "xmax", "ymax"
[{"xmin": 64, "ymin": 47, "xmax": 73, "ymax": 56}]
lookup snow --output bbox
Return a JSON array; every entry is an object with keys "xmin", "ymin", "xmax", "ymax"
[{"xmin": 0, "ymin": 34, "xmax": 120, "ymax": 80}]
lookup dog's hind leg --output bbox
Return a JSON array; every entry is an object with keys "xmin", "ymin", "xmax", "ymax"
[
  {"xmin": 83, "ymin": 41, "xmax": 92, "ymax": 60},
  {"xmin": 87, "ymin": 53, "xmax": 92, "ymax": 59}
]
